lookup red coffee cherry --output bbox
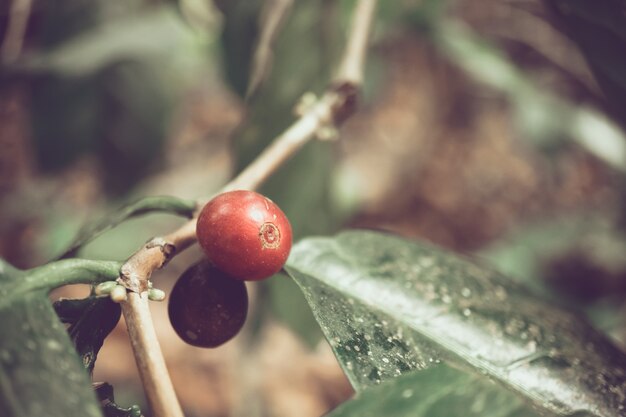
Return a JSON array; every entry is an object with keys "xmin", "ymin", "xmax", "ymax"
[
  {"xmin": 168, "ymin": 260, "xmax": 248, "ymax": 348},
  {"xmin": 196, "ymin": 190, "xmax": 293, "ymax": 281}
]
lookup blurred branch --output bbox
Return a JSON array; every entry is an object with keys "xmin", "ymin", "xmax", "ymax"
[
  {"xmin": 246, "ymin": 0, "xmax": 294, "ymax": 98},
  {"xmin": 117, "ymin": 1, "xmax": 378, "ymax": 416},
  {"xmin": 433, "ymin": 20, "xmax": 626, "ymax": 173},
  {"xmin": 120, "ymin": 294, "xmax": 181, "ymax": 417},
  {"xmin": 336, "ymin": 0, "xmax": 377, "ymax": 85},
  {"xmin": 1, "ymin": 0, "xmax": 32, "ymax": 64}
]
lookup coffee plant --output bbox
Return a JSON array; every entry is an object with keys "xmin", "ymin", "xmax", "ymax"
[{"xmin": 1, "ymin": 0, "xmax": 626, "ymax": 416}]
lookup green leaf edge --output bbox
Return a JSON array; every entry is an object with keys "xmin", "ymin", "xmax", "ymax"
[{"xmin": 58, "ymin": 195, "xmax": 196, "ymax": 259}]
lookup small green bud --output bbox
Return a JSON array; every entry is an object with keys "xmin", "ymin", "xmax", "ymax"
[
  {"xmin": 110, "ymin": 285, "xmax": 128, "ymax": 303},
  {"xmin": 294, "ymin": 92, "xmax": 317, "ymax": 116},
  {"xmin": 148, "ymin": 288, "xmax": 166, "ymax": 302},
  {"xmin": 316, "ymin": 125, "xmax": 338, "ymax": 141},
  {"xmin": 95, "ymin": 281, "xmax": 117, "ymax": 296}
]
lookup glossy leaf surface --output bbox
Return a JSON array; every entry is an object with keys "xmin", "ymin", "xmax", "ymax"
[
  {"xmin": 286, "ymin": 230, "xmax": 626, "ymax": 417},
  {"xmin": 326, "ymin": 364, "xmax": 542, "ymax": 417}
]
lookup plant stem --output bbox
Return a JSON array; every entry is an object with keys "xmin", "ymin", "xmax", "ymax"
[
  {"xmin": 22, "ymin": 259, "xmax": 121, "ymax": 294},
  {"xmin": 121, "ymin": 293, "xmax": 183, "ymax": 417},
  {"xmin": 1, "ymin": 0, "xmax": 32, "ymax": 64},
  {"xmin": 336, "ymin": 0, "xmax": 377, "ymax": 84},
  {"xmin": 223, "ymin": 92, "xmax": 336, "ymax": 193},
  {"xmin": 119, "ymin": 1, "xmax": 378, "ymax": 416}
]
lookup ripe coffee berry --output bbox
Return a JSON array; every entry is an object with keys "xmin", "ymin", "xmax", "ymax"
[
  {"xmin": 196, "ymin": 190, "xmax": 292, "ymax": 281},
  {"xmin": 168, "ymin": 260, "xmax": 248, "ymax": 348}
]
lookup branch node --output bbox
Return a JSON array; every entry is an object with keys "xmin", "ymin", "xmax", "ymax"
[
  {"xmin": 316, "ymin": 125, "xmax": 340, "ymax": 141},
  {"xmin": 119, "ymin": 238, "xmax": 177, "ymax": 293},
  {"xmin": 330, "ymin": 81, "xmax": 359, "ymax": 125},
  {"xmin": 110, "ymin": 285, "xmax": 128, "ymax": 303},
  {"xmin": 145, "ymin": 237, "xmax": 177, "ymax": 268},
  {"xmin": 118, "ymin": 267, "xmax": 146, "ymax": 294},
  {"xmin": 293, "ymin": 92, "xmax": 318, "ymax": 117}
]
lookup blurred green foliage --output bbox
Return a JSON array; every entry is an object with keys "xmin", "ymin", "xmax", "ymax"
[
  {"xmin": 6, "ymin": 3, "xmax": 209, "ymax": 195},
  {"xmin": 29, "ymin": 61, "xmax": 172, "ymax": 194},
  {"xmin": 481, "ymin": 212, "xmax": 626, "ymax": 348},
  {"xmin": 545, "ymin": 0, "xmax": 626, "ymax": 128},
  {"xmin": 425, "ymin": 20, "xmax": 626, "ymax": 173}
]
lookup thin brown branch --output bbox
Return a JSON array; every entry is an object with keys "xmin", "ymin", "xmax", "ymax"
[
  {"xmin": 1, "ymin": 0, "xmax": 32, "ymax": 64},
  {"xmin": 246, "ymin": 0, "xmax": 294, "ymax": 98},
  {"xmin": 118, "ymin": 1, "xmax": 377, "ymax": 416},
  {"xmin": 224, "ymin": 92, "xmax": 335, "ymax": 192},
  {"xmin": 336, "ymin": 0, "xmax": 377, "ymax": 85},
  {"xmin": 121, "ymin": 293, "xmax": 184, "ymax": 417}
]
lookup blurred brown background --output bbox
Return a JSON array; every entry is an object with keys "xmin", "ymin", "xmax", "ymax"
[{"xmin": 1, "ymin": 0, "xmax": 626, "ymax": 416}]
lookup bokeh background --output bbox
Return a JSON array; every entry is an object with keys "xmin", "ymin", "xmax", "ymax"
[{"xmin": 1, "ymin": 0, "xmax": 626, "ymax": 416}]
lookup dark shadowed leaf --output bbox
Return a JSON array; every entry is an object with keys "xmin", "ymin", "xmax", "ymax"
[
  {"xmin": 54, "ymin": 296, "xmax": 121, "ymax": 374},
  {"xmin": 215, "ymin": 0, "xmax": 263, "ymax": 97},
  {"xmin": 58, "ymin": 195, "xmax": 195, "ymax": 259},
  {"xmin": 545, "ymin": 0, "xmax": 626, "ymax": 127},
  {"xmin": 29, "ymin": 74, "xmax": 100, "ymax": 172},
  {"xmin": 29, "ymin": 61, "xmax": 176, "ymax": 196},
  {"xmin": 429, "ymin": 20, "xmax": 626, "ymax": 173},
  {"xmin": 286, "ymin": 230, "xmax": 626, "ymax": 417},
  {"xmin": 481, "ymin": 212, "xmax": 626, "ymax": 305},
  {"xmin": 326, "ymin": 364, "xmax": 542, "ymax": 417},
  {"xmin": 95, "ymin": 383, "xmax": 142, "ymax": 417},
  {"xmin": 20, "ymin": 8, "xmax": 198, "ymax": 77},
  {"xmin": 17, "ymin": 5, "xmax": 207, "ymax": 195},
  {"xmin": 245, "ymin": 0, "xmax": 294, "ymax": 98}
]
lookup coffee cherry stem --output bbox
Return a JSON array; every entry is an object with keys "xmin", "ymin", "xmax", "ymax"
[{"xmin": 115, "ymin": 1, "xmax": 377, "ymax": 415}]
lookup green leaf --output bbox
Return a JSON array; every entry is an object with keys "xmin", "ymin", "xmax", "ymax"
[
  {"xmin": 59, "ymin": 195, "xmax": 195, "ymax": 259},
  {"xmin": 326, "ymin": 364, "xmax": 541, "ymax": 417},
  {"xmin": 0, "ymin": 263, "xmax": 102, "ymax": 416},
  {"xmin": 264, "ymin": 276, "xmax": 323, "ymax": 348},
  {"xmin": 286, "ymin": 230, "xmax": 626, "ymax": 416},
  {"xmin": 0, "ymin": 258, "xmax": 120, "ymax": 416}
]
